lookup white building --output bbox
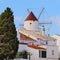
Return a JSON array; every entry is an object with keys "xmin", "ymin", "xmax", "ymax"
[
  {"xmin": 52, "ymin": 34, "xmax": 60, "ymax": 59},
  {"xmin": 19, "ymin": 11, "xmax": 58, "ymax": 60}
]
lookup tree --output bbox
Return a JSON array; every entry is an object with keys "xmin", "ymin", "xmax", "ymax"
[{"xmin": 0, "ymin": 7, "xmax": 19, "ymax": 60}]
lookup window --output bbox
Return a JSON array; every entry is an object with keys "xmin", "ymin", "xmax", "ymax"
[
  {"xmin": 52, "ymin": 50, "xmax": 54, "ymax": 55},
  {"xmin": 39, "ymin": 50, "xmax": 46, "ymax": 58},
  {"xmin": 42, "ymin": 51, "xmax": 46, "ymax": 58},
  {"xmin": 30, "ymin": 23, "xmax": 32, "ymax": 25}
]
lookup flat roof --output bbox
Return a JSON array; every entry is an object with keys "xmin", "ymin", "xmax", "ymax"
[
  {"xmin": 28, "ymin": 45, "xmax": 46, "ymax": 50},
  {"xmin": 20, "ymin": 28, "xmax": 56, "ymax": 41}
]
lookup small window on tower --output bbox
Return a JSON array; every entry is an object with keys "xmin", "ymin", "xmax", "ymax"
[{"xmin": 30, "ymin": 23, "xmax": 32, "ymax": 25}]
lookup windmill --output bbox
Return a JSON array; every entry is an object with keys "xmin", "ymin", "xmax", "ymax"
[
  {"xmin": 19, "ymin": 8, "xmax": 52, "ymax": 35},
  {"xmin": 19, "ymin": 8, "xmax": 52, "ymax": 46}
]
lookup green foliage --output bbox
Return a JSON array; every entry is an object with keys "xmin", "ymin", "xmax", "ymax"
[
  {"xmin": 16, "ymin": 51, "xmax": 28, "ymax": 59},
  {"xmin": 0, "ymin": 7, "xmax": 19, "ymax": 60},
  {"xmin": 22, "ymin": 51, "xmax": 28, "ymax": 59}
]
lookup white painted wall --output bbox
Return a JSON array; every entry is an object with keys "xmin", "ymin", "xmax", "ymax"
[
  {"xmin": 24, "ymin": 21, "xmax": 40, "ymax": 31},
  {"xmin": 37, "ymin": 39, "xmax": 56, "ymax": 46},
  {"xmin": 25, "ymin": 36, "xmax": 58, "ymax": 60},
  {"xmin": 20, "ymin": 40, "xmax": 35, "ymax": 45},
  {"xmin": 52, "ymin": 35, "xmax": 60, "ymax": 58},
  {"xmin": 39, "ymin": 58, "xmax": 58, "ymax": 60},
  {"xmin": 47, "ymin": 40, "xmax": 56, "ymax": 46},
  {"xmin": 26, "ymin": 47, "xmax": 39, "ymax": 60},
  {"xmin": 26, "ymin": 45, "xmax": 58, "ymax": 60},
  {"xmin": 47, "ymin": 45, "xmax": 58, "ymax": 59},
  {"xmin": 52, "ymin": 35, "xmax": 60, "ymax": 46}
]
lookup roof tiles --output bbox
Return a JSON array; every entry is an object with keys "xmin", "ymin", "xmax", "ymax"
[
  {"xmin": 25, "ymin": 12, "xmax": 38, "ymax": 21},
  {"xmin": 28, "ymin": 45, "xmax": 46, "ymax": 50}
]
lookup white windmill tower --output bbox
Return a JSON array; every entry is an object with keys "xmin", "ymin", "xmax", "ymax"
[{"xmin": 24, "ymin": 11, "xmax": 40, "ymax": 32}]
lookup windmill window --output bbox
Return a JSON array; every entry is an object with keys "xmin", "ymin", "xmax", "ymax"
[{"xmin": 30, "ymin": 23, "xmax": 32, "ymax": 25}]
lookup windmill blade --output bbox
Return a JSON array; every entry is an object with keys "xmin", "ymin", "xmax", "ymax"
[
  {"xmin": 38, "ymin": 8, "xmax": 45, "ymax": 20},
  {"xmin": 39, "ymin": 22, "xmax": 52, "ymax": 24},
  {"xmin": 39, "ymin": 21, "xmax": 52, "ymax": 25}
]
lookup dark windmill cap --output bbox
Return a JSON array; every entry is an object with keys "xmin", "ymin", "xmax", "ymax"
[{"xmin": 25, "ymin": 11, "xmax": 38, "ymax": 21}]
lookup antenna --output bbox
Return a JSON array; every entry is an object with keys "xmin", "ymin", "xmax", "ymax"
[{"xmin": 38, "ymin": 8, "xmax": 45, "ymax": 20}]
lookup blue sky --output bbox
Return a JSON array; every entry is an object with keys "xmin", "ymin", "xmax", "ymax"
[{"xmin": 0, "ymin": 0, "xmax": 60, "ymax": 36}]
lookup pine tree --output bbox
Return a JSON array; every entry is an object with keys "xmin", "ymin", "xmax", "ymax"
[{"xmin": 0, "ymin": 7, "xmax": 19, "ymax": 60}]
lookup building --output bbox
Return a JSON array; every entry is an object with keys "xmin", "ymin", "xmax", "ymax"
[
  {"xmin": 19, "ymin": 11, "xmax": 58, "ymax": 60},
  {"xmin": 52, "ymin": 34, "xmax": 60, "ymax": 59}
]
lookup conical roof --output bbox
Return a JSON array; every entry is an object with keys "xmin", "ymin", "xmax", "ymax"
[{"xmin": 25, "ymin": 11, "xmax": 38, "ymax": 21}]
